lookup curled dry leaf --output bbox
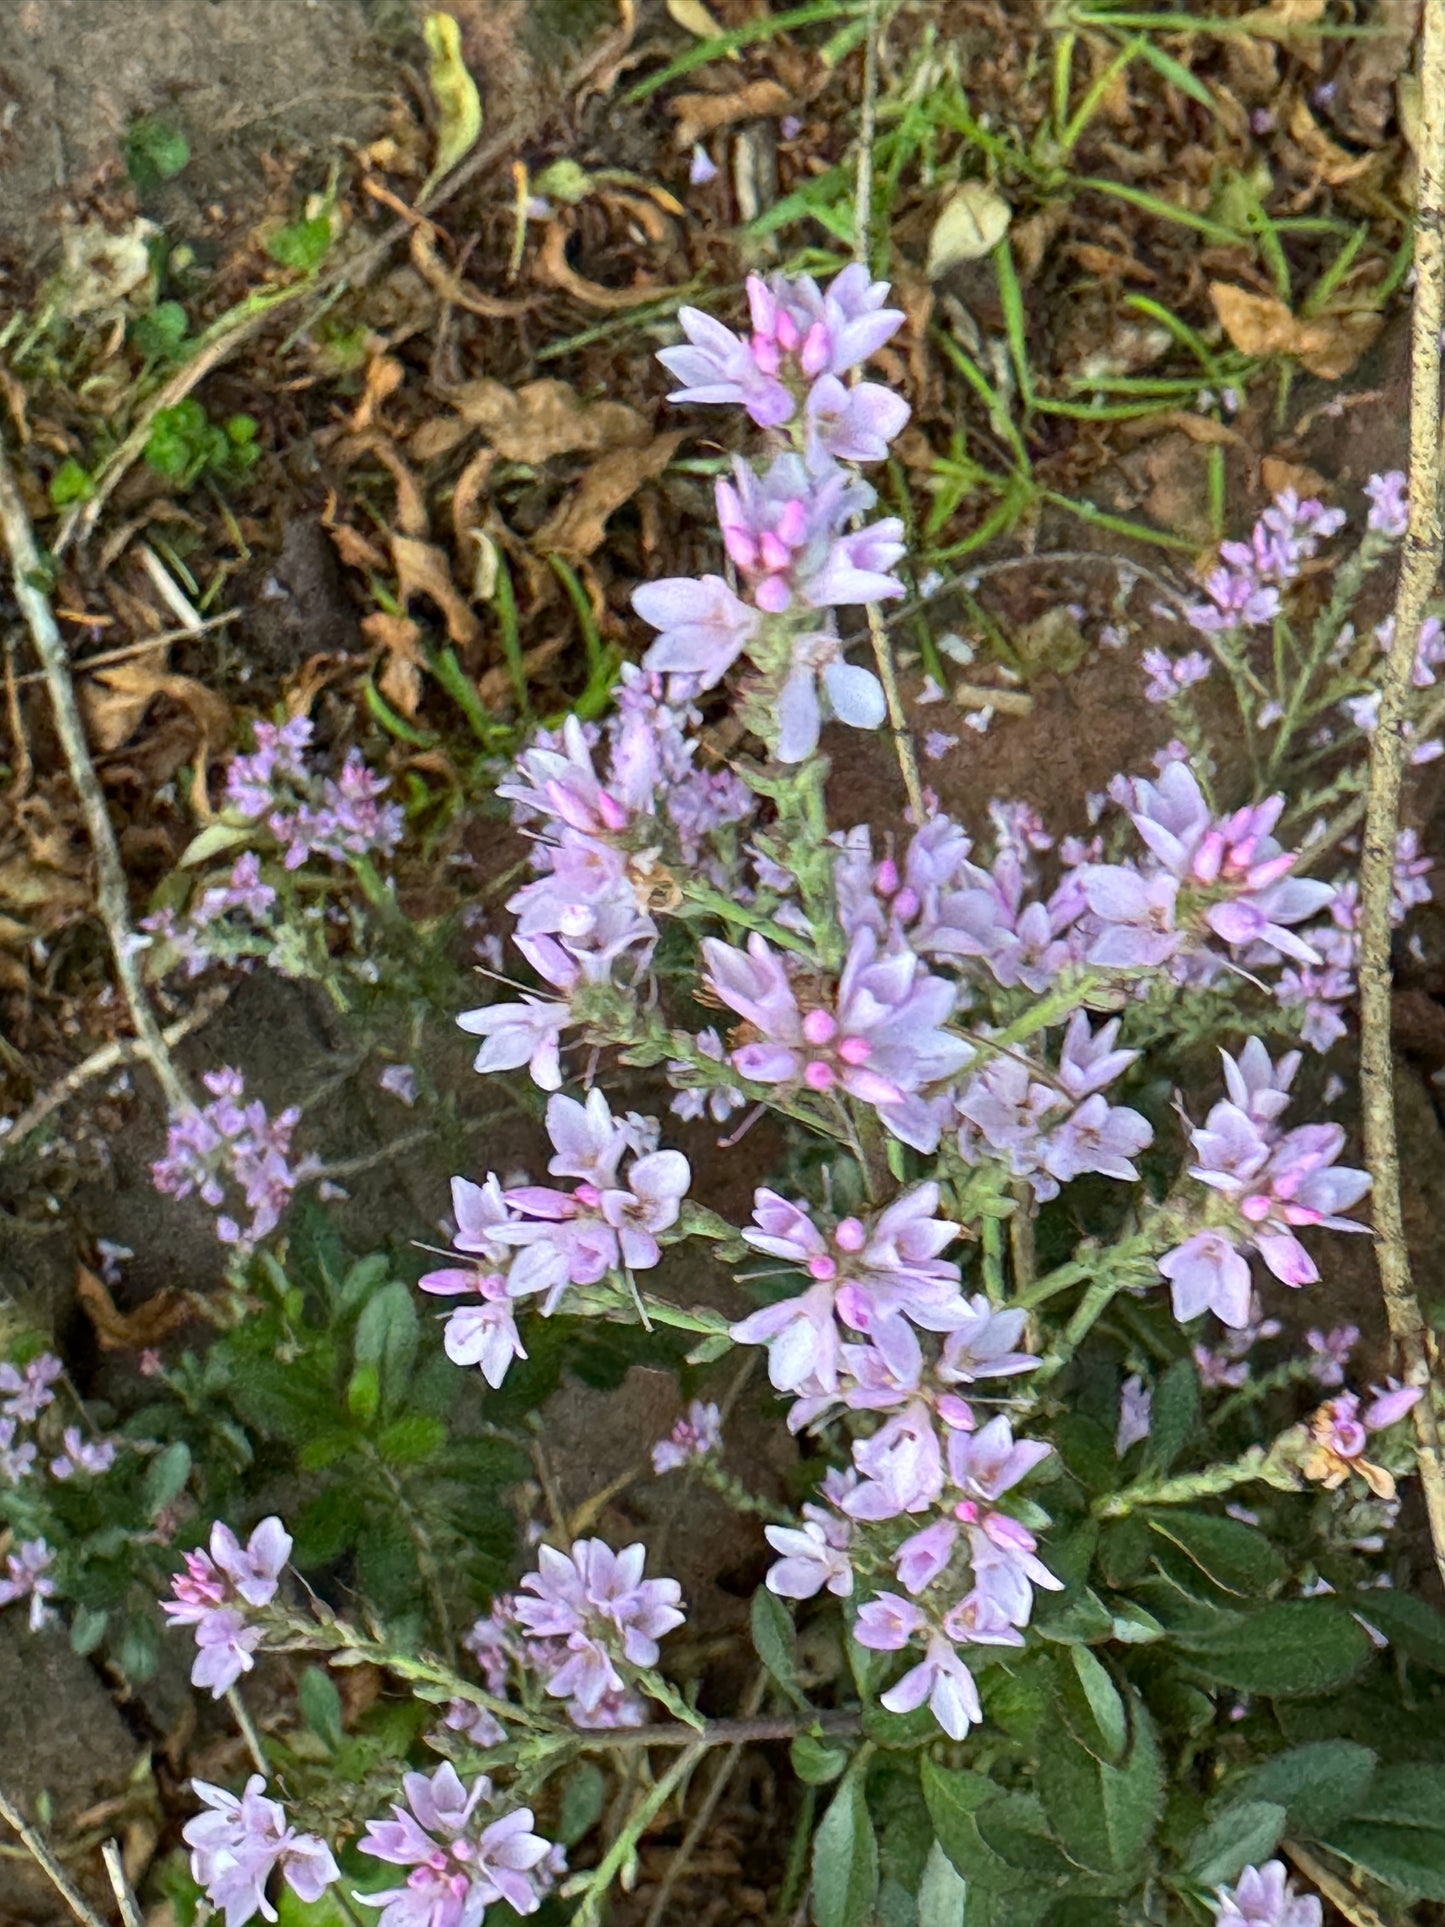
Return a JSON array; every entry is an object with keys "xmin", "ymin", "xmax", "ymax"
[
  {"xmin": 327, "ymin": 521, "xmax": 390, "ymax": 574},
  {"xmin": 77, "ymin": 1263, "xmax": 195, "ymax": 1352},
  {"xmin": 925, "ymin": 181, "xmax": 1013, "ymax": 278},
  {"xmin": 1285, "ymin": 96, "xmax": 1384, "ymax": 187},
  {"xmin": 1209, "ymin": 282, "xmax": 1383, "ymax": 380},
  {"xmin": 409, "ymin": 225, "xmax": 532, "ymax": 320},
  {"xmin": 390, "ymin": 533, "xmax": 480, "ymax": 646},
  {"xmin": 362, "ymin": 611, "xmax": 428, "ymax": 717},
  {"xmin": 670, "ymin": 79, "xmax": 792, "ymax": 148},
  {"xmin": 1261, "ymin": 455, "xmax": 1330, "ymax": 500},
  {"xmin": 349, "ymin": 355, "xmax": 405, "ymax": 434},
  {"xmin": 534, "ymin": 430, "xmax": 687, "ymax": 562},
  {"xmin": 535, "ymin": 217, "xmax": 678, "ymax": 312},
  {"xmin": 449, "ymin": 376, "xmax": 651, "ymax": 461},
  {"xmin": 83, "ymin": 660, "xmax": 231, "ymax": 760},
  {"xmin": 409, "ymin": 415, "xmax": 472, "ymax": 464}
]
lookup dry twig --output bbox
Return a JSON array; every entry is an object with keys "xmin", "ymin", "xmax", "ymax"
[
  {"xmin": 1282, "ymin": 1842, "xmax": 1389, "ymax": 1927},
  {"xmin": 100, "ymin": 1840, "xmax": 143, "ymax": 1927},
  {"xmin": 1356, "ymin": 0, "xmax": 1445, "ymax": 1593},
  {"xmin": 0, "ymin": 1781, "xmax": 111, "ymax": 1927},
  {"xmin": 0, "ymin": 443, "xmax": 190, "ymax": 1117}
]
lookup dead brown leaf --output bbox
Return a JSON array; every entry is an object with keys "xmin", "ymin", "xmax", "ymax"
[
  {"xmin": 452, "ymin": 449, "xmax": 498, "ymax": 557},
  {"xmin": 410, "ymin": 416, "xmax": 472, "ymax": 464},
  {"xmin": 449, "ymin": 377, "xmax": 652, "ymax": 462},
  {"xmin": 1209, "ymin": 282, "xmax": 1383, "ymax": 380},
  {"xmin": 669, "ymin": 80, "xmax": 791, "ymax": 147},
  {"xmin": 77, "ymin": 1264, "xmax": 194, "ymax": 1351},
  {"xmin": 1286, "ymin": 96, "xmax": 1383, "ymax": 186},
  {"xmin": 1070, "ymin": 243, "xmax": 1157, "ymax": 284},
  {"xmin": 535, "ymin": 218, "xmax": 678, "ymax": 312},
  {"xmin": 327, "ymin": 522, "xmax": 390, "ymax": 574},
  {"xmin": 391, "ymin": 534, "xmax": 480, "ymax": 646},
  {"xmin": 83, "ymin": 660, "xmax": 231, "ymax": 761},
  {"xmin": 1262, "ymin": 455, "xmax": 1330, "ymax": 498},
  {"xmin": 362, "ymin": 611, "xmax": 428, "ymax": 716},
  {"xmin": 534, "ymin": 430, "xmax": 686, "ymax": 561},
  {"xmin": 349, "ymin": 355, "xmax": 404, "ymax": 433}
]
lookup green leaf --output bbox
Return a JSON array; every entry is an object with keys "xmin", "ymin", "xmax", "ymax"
[
  {"xmin": 298, "ymin": 1429, "xmax": 358, "ymax": 1473},
  {"xmin": 266, "ymin": 214, "xmax": 333, "ymax": 274},
  {"xmin": 1035, "ymin": 1695, "xmax": 1163, "ymax": 1875},
  {"xmin": 751, "ymin": 1586, "xmax": 807, "ymax": 1708},
  {"xmin": 421, "ymin": 12, "xmax": 483, "ymax": 196},
  {"xmin": 352, "ymin": 1282, "xmax": 419, "ymax": 1414},
  {"xmin": 275, "ymin": 1885, "xmax": 354, "ymax": 1927},
  {"xmin": 298, "ymin": 1667, "xmax": 343, "ymax": 1752},
  {"xmin": 1236, "ymin": 1741, "xmax": 1378, "ymax": 1834},
  {"xmin": 178, "ymin": 820, "xmax": 253, "ymax": 868},
  {"xmin": 336, "ymin": 1253, "xmax": 394, "ymax": 1317},
  {"xmin": 1057, "ymin": 1646, "xmax": 1128, "ymax": 1765},
  {"xmin": 124, "ymin": 116, "xmax": 190, "ymax": 191},
  {"xmin": 558, "ymin": 1762, "xmax": 605, "ymax": 1846},
  {"xmin": 923, "ymin": 1759, "xmax": 1029, "ymax": 1892},
  {"xmin": 132, "ymin": 300, "xmax": 190, "ymax": 359},
  {"xmin": 48, "ymin": 459, "xmax": 95, "ymax": 508},
  {"xmin": 1145, "ymin": 1510, "xmax": 1286, "ymax": 1596},
  {"xmin": 973, "ymin": 1795, "xmax": 1078, "ymax": 1880},
  {"xmin": 917, "ymin": 1839, "xmax": 968, "ymax": 1927},
  {"xmin": 792, "ymin": 1734, "xmax": 849, "ymax": 1785},
  {"xmin": 70, "ymin": 1605, "xmax": 109, "ymax": 1656},
  {"xmin": 142, "ymin": 1440, "xmax": 192, "ymax": 1517},
  {"xmin": 376, "ymin": 1416, "xmax": 447, "ymax": 1466},
  {"xmin": 346, "ymin": 1362, "xmax": 380, "ymax": 1423},
  {"xmin": 1179, "ymin": 1601, "xmax": 1374, "ymax": 1697},
  {"xmin": 1350, "ymin": 1763, "xmax": 1445, "ymax": 1830},
  {"xmin": 1184, "ymin": 1801, "xmax": 1286, "ymax": 1888},
  {"xmin": 1346, "ymin": 1588, "xmax": 1445, "ymax": 1672},
  {"xmin": 812, "ymin": 1774, "xmax": 879, "ymax": 1927},
  {"xmin": 1142, "ymin": 1356, "xmax": 1198, "ymax": 1477},
  {"xmin": 1317, "ymin": 1819, "xmax": 1445, "ymax": 1901}
]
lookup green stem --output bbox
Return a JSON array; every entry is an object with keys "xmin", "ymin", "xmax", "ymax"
[
  {"xmin": 570, "ymin": 1744, "xmax": 706, "ymax": 1927},
  {"xmin": 1034, "ymin": 1277, "xmax": 1124, "ymax": 1384},
  {"xmin": 1093, "ymin": 1445, "xmax": 1272, "ymax": 1517}
]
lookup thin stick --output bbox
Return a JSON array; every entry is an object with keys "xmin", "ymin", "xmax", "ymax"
[
  {"xmin": 0, "ymin": 1781, "xmax": 111, "ymax": 1927},
  {"xmin": 1282, "ymin": 1842, "xmax": 1389, "ymax": 1927},
  {"xmin": 136, "ymin": 543, "xmax": 205, "ymax": 632},
  {"xmin": 13, "ymin": 610, "xmax": 241, "ymax": 685},
  {"xmin": 853, "ymin": 0, "xmax": 925, "ymax": 822},
  {"xmin": 101, "ymin": 1839, "xmax": 143, "ymax": 1927},
  {"xmin": 0, "ymin": 984, "xmax": 231, "ymax": 1158},
  {"xmin": 1355, "ymin": 0, "xmax": 1445, "ymax": 1595},
  {"xmin": 0, "ymin": 445, "xmax": 190, "ymax": 1116}
]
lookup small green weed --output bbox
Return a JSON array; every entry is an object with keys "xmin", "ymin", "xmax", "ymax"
[{"xmin": 144, "ymin": 399, "xmax": 260, "ymax": 489}]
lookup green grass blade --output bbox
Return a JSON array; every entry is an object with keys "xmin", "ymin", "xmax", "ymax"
[
  {"xmin": 993, "ymin": 238, "xmax": 1034, "ymax": 407},
  {"xmin": 1076, "ymin": 178, "xmax": 1240, "ymax": 244},
  {"xmin": 431, "ymin": 646, "xmax": 504, "ymax": 746},
  {"xmin": 1124, "ymin": 294, "xmax": 1224, "ymax": 377},
  {"xmin": 490, "ymin": 551, "xmax": 530, "ymax": 718},
  {"xmin": 1041, "ymin": 489, "xmax": 1200, "ymax": 550},
  {"xmin": 932, "ymin": 330, "xmax": 1031, "ymax": 469},
  {"xmin": 546, "ymin": 554, "xmax": 607, "ymax": 678},
  {"xmin": 625, "ymin": 1, "xmax": 866, "ymax": 103},
  {"xmin": 1135, "ymin": 38, "xmax": 1218, "ymax": 111}
]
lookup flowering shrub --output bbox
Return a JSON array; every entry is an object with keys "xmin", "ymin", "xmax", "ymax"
[{"xmin": 10, "ymin": 264, "xmax": 1445, "ymax": 1927}]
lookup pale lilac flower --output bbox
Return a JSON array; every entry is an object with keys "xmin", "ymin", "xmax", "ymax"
[
  {"xmin": 185, "ymin": 1776, "xmax": 338, "ymax": 1927},
  {"xmin": 1213, "ymin": 1858, "xmax": 1322, "ymax": 1926},
  {"xmin": 1080, "ymin": 865, "xmax": 1182, "ymax": 968},
  {"xmin": 0, "ymin": 1353, "xmax": 62, "ymax": 1422},
  {"xmin": 1141, "ymin": 648, "xmax": 1211, "ymax": 704},
  {"xmin": 190, "ymin": 1606, "xmax": 263, "ymax": 1695},
  {"xmin": 853, "ymin": 1592, "xmax": 927, "ymax": 1651},
  {"xmin": 845, "ymin": 1403, "xmax": 946, "ymax": 1518},
  {"xmin": 881, "ymin": 1631, "xmax": 983, "ymax": 1740},
  {"xmin": 212, "ymin": 1518, "xmax": 292, "ymax": 1607},
  {"xmin": 152, "ymin": 1070, "xmax": 310, "ymax": 1254},
  {"xmin": 420, "ymin": 1268, "xmax": 527, "ymax": 1389},
  {"xmin": 49, "ymin": 1427, "xmax": 117, "ymax": 1480},
  {"xmin": 1304, "ymin": 1324, "xmax": 1359, "ymax": 1388},
  {"xmin": 803, "ymin": 373, "xmax": 911, "ymax": 464},
  {"xmin": 0, "ymin": 1538, "xmax": 56, "ymax": 1630},
  {"xmin": 0, "ymin": 1419, "xmax": 37, "ymax": 1483},
  {"xmin": 765, "ymin": 1507, "xmax": 855, "ymax": 1599},
  {"xmin": 1161, "ymin": 1230, "xmax": 1254, "ymax": 1327},
  {"xmin": 775, "ymin": 627, "xmax": 887, "ymax": 762},
  {"xmin": 379, "ymin": 1064, "xmax": 419, "ymax": 1105},
  {"xmin": 440, "ymin": 1699, "xmax": 507, "ymax": 1749},
  {"xmin": 652, "ymin": 1399, "xmax": 723, "ymax": 1473},
  {"xmin": 1194, "ymin": 1341, "xmax": 1250, "ymax": 1390},
  {"xmin": 514, "ymin": 1540, "xmax": 684, "ymax": 1716},
  {"xmin": 634, "ymin": 574, "xmax": 760, "ymax": 689},
  {"xmin": 937, "ymin": 1300, "xmax": 1039, "ymax": 1384},
  {"xmin": 457, "ymin": 995, "xmax": 571, "ymax": 1091},
  {"xmin": 1364, "ymin": 469, "xmax": 1408, "ymax": 540},
  {"xmin": 357, "ymin": 1764, "xmax": 553, "ymax": 1926},
  {"xmin": 1363, "ymin": 1378, "xmax": 1424, "ymax": 1430},
  {"xmin": 163, "ymin": 1518, "xmax": 290, "ymax": 1696},
  {"xmin": 945, "ymin": 1415, "xmax": 1052, "ymax": 1503},
  {"xmin": 1116, "ymin": 1375, "xmax": 1152, "ymax": 1454},
  {"xmin": 225, "ymin": 718, "xmax": 312, "ymax": 818},
  {"xmin": 688, "ymin": 144, "xmax": 718, "ymax": 185},
  {"xmin": 715, "ymin": 452, "xmax": 905, "ymax": 614}
]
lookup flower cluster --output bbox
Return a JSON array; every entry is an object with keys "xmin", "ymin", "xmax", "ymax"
[
  {"xmin": 460, "ymin": 1539, "xmax": 685, "ymax": 1729},
  {"xmin": 162, "ymin": 1516, "xmax": 290, "ymax": 1695},
  {"xmin": 637, "ymin": 265, "xmax": 910, "ymax": 761},
  {"xmin": 1159, "ymin": 1040, "xmax": 1370, "ymax": 1329},
  {"xmin": 357, "ymin": 1763, "xmax": 558, "ymax": 1927},
  {"xmin": 151, "ymin": 1068, "xmax": 314, "ymax": 1252},
  {"xmin": 141, "ymin": 851, "xmax": 278, "ymax": 980},
  {"xmin": 0, "ymin": 1352, "xmax": 62, "ymax": 1423},
  {"xmin": 225, "ymin": 717, "xmax": 403, "ymax": 869},
  {"xmin": 1213, "ymin": 1858, "xmax": 1321, "ymax": 1927},
  {"xmin": 653, "ymin": 1398, "xmax": 723, "ymax": 1473},
  {"xmin": 421, "ymin": 1090, "xmax": 690, "ymax": 1376},
  {"xmin": 184, "ymin": 1777, "xmax": 339, "ymax": 1927},
  {"xmin": 1184, "ymin": 491, "xmax": 1346, "ymax": 634},
  {"xmin": 0, "ymin": 1539, "xmax": 57, "ymax": 1630}
]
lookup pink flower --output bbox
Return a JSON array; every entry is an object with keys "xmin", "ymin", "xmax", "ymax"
[
  {"xmin": 357, "ymin": 1765, "xmax": 554, "ymax": 1926},
  {"xmin": 185, "ymin": 1776, "xmax": 338, "ymax": 1927}
]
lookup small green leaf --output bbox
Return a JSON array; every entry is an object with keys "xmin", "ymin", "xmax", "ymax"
[
  {"xmin": 559, "ymin": 1762, "xmax": 605, "ymax": 1845},
  {"xmin": 1035, "ymin": 1695, "xmax": 1163, "ymax": 1876},
  {"xmin": 336, "ymin": 1253, "xmax": 394, "ymax": 1316},
  {"xmin": 1057, "ymin": 1646, "xmax": 1128, "ymax": 1765},
  {"xmin": 1146, "ymin": 1510, "xmax": 1287, "ymax": 1596},
  {"xmin": 353, "ymin": 1282, "xmax": 419, "ymax": 1415},
  {"xmin": 751, "ymin": 1587, "xmax": 807, "ymax": 1708},
  {"xmin": 132, "ymin": 300, "xmax": 190, "ymax": 359},
  {"xmin": 298, "ymin": 1667, "xmax": 344, "ymax": 1752},
  {"xmin": 178, "ymin": 820, "xmax": 253, "ymax": 868},
  {"xmin": 1347, "ymin": 1588, "xmax": 1445, "ymax": 1672},
  {"xmin": 812, "ymin": 1775, "xmax": 879, "ymax": 1927},
  {"xmin": 791, "ymin": 1734, "xmax": 849, "ymax": 1785},
  {"xmin": 125, "ymin": 116, "xmax": 190, "ymax": 191},
  {"xmin": 922, "ymin": 1762, "xmax": 1034, "ymax": 1894},
  {"xmin": 347, "ymin": 1363, "xmax": 380, "ymax": 1423},
  {"xmin": 422, "ymin": 12, "xmax": 483, "ymax": 197},
  {"xmin": 299, "ymin": 1429, "xmax": 358, "ymax": 1473},
  {"xmin": 143, "ymin": 1440, "xmax": 192, "ymax": 1517},
  {"xmin": 1179, "ymin": 1601, "xmax": 1374, "ymax": 1698},
  {"xmin": 70, "ymin": 1605, "xmax": 109, "ymax": 1656},
  {"xmin": 1184, "ymin": 1801, "xmax": 1286, "ymax": 1888},
  {"xmin": 376, "ymin": 1416, "xmax": 447, "ymax": 1465},
  {"xmin": 1318, "ymin": 1818, "xmax": 1445, "ymax": 1902},
  {"xmin": 48, "ymin": 459, "xmax": 95, "ymax": 508},
  {"xmin": 1143, "ymin": 1356, "xmax": 1198, "ymax": 1477},
  {"xmin": 917, "ymin": 1839, "xmax": 968, "ymax": 1927},
  {"xmin": 266, "ymin": 214, "xmax": 333, "ymax": 274},
  {"xmin": 1236, "ymin": 1741, "xmax": 1378, "ymax": 1834}
]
